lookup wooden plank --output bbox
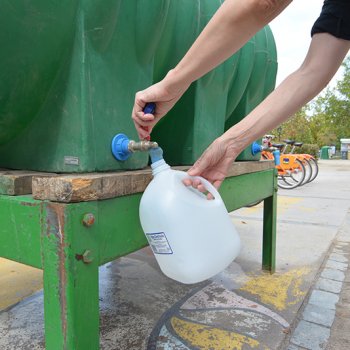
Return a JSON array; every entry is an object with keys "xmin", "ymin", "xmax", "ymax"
[
  {"xmin": 226, "ymin": 160, "xmax": 274, "ymax": 177},
  {"xmin": 33, "ymin": 170, "xmax": 154, "ymax": 202},
  {"xmin": 0, "ymin": 170, "xmax": 56, "ymax": 195},
  {"xmin": 32, "ymin": 161, "xmax": 274, "ymax": 203}
]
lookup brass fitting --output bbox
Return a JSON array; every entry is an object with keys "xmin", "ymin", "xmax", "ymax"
[{"xmin": 128, "ymin": 140, "xmax": 158, "ymax": 152}]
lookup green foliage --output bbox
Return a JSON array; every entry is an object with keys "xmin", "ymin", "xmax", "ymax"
[
  {"xmin": 295, "ymin": 144, "xmax": 320, "ymax": 158},
  {"xmin": 271, "ymin": 55, "xmax": 350, "ymax": 149},
  {"xmin": 271, "ymin": 107, "xmax": 314, "ymax": 144}
]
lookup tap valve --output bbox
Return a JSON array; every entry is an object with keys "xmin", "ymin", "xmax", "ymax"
[
  {"xmin": 128, "ymin": 140, "xmax": 158, "ymax": 152},
  {"xmin": 111, "ymin": 134, "xmax": 158, "ymax": 161}
]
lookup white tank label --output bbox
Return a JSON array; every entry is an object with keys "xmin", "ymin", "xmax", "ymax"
[{"xmin": 146, "ymin": 232, "xmax": 173, "ymax": 254}]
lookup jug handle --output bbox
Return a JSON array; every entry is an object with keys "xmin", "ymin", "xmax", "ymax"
[
  {"xmin": 190, "ymin": 176, "xmax": 221, "ymax": 201},
  {"xmin": 182, "ymin": 174, "xmax": 222, "ymax": 201}
]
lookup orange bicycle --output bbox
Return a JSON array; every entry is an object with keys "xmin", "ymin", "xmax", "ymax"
[
  {"xmin": 253, "ymin": 138, "xmax": 306, "ymax": 189},
  {"xmin": 261, "ymin": 147, "xmax": 306, "ymax": 189},
  {"xmin": 282, "ymin": 139, "xmax": 319, "ymax": 183},
  {"xmin": 263, "ymin": 135, "xmax": 317, "ymax": 188}
]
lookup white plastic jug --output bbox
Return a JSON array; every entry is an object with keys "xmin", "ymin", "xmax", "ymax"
[{"xmin": 139, "ymin": 148, "xmax": 241, "ymax": 284}]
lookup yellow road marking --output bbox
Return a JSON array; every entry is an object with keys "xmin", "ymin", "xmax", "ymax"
[
  {"xmin": 171, "ymin": 316, "xmax": 266, "ymax": 350},
  {"xmin": 277, "ymin": 197, "xmax": 303, "ymax": 215},
  {"xmin": 298, "ymin": 206, "xmax": 316, "ymax": 212},
  {"xmin": 240, "ymin": 197, "xmax": 303, "ymax": 216},
  {"xmin": 0, "ymin": 258, "xmax": 43, "ymax": 310},
  {"xmin": 239, "ymin": 268, "xmax": 310, "ymax": 311}
]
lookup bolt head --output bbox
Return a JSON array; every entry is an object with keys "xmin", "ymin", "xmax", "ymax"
[
  {"xmin": 83, "ymin": 213, "xmax": 95, "ymax": 227},
  {"xmin": 82, "ymin": 250, "xmax": 93, "ymax": 264}
]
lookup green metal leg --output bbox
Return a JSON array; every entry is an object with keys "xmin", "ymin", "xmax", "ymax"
[
  {"xmin": 262, "ymin": 171, "xmax": 278, "ymax": 273},
  {"xmin": 42, "ymin": 202, "xmax": 100, "ymax": 350}
]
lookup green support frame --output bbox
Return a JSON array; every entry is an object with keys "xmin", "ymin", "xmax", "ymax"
[{"xmin": 0, "ymin": 168, "xmax": 277, "ymax": 349}]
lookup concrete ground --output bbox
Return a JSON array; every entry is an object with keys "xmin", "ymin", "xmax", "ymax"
[{"xmin": 0, "ymin": 159, "xmax": 349, "ymax": 350}]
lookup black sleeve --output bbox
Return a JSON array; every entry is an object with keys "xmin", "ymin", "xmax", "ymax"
[{"xmin": 311, "ymin": 0, "xmax": 350, "ymax": 40}]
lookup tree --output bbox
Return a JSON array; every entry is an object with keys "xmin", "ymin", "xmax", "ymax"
[{"xmin": 271, "ymin": 107, "xmax": 315, "ymax": 144}]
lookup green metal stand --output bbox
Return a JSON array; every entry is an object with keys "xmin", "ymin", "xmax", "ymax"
[
  {"xmin": 262, "ymin": 189, "xmax": 277, "ymax": 271},
  {"xmin": 0, "ymin": 168, "xmax": 277, "ymax": 349}
]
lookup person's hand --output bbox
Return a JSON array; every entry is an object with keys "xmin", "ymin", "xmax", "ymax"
[
  {"xmin": 183, "ymin": 136, "xmax": 239, "ymax": 198},
  {"xmin": 132, "ymin": 70, "xmax": 190, "ymax": 140}
]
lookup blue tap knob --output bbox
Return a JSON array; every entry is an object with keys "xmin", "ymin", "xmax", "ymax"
[
  {"xmin": 141, "ymin": 103, "xmax": 156, "ymax": 140},
  {"xmin": 143, "ymin": 102, "xmax": 156, "ymax": 115},
  {"xmin": 251, "ymin": 142, "xmax": 263, "ymax": 156}
]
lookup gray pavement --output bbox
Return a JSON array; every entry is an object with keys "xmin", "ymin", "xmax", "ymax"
[
  {"xmin": 0, "ymin": 159, "xmax": 350, "ymax": 349},
  {"xmin": 285, "ymin": 209, "xmax": 350, "ymax": 350}
]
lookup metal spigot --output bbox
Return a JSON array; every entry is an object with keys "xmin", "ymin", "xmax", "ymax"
[
  {"xmin": 128, "ymin": 140, "xmax": 158, "ymax": 152},
  {"xmin": 111, "ymin": 133, "xmax": 159, "ymax": 161}
]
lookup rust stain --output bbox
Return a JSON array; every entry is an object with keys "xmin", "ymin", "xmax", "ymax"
[
  {"xmin": 46, "ymin": 203, "xmax": 68, "ymax": 346},
  {"xmin": 75, "ymin": 253, "xmax": 83, "ymax": 261}
]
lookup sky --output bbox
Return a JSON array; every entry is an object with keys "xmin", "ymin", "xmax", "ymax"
[{"xmin": 269, "ymin": 0, "xmax": 348, "ymax": 87}]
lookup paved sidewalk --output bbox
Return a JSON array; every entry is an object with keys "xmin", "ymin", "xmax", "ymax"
[
  {"xmin": 327, "ymin": 221, "xmax": 350, "ymax": 350},
  {"xmin": 0, "ymin": 160, "xmax": 349, "ymax": 349},
  {"xmin": 285, "ymin": 209, "xmax": 350, "ymax": 350}
]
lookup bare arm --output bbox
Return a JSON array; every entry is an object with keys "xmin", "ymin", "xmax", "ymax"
[
  {"xmin": 221, "ymin": 33, "xmax": 350, "ymax": 155},
  {"xmin": 187, "ymin": 33, "xmax": 350, "ymax": 190},
  {"xmin": 132, "ymin": 0, "xmax": 292, "ymax": 139},
  {"xmin": 171, "ymin": 0, "xmax": 292, "ymax": 86}
]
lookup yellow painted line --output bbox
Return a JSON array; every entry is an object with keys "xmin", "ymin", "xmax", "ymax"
[
  {"xmin": 278, "ymin": 197, "xmax": 302, "ymax": 205},
  {"xmin": 298, "ymin": 206, "xmax": 316, "ymax": 213},
  {"xmin": 239, "ymin": 267, "xmax": 310, "ymax": 311},
  {"xmin": 277, "ymin": 197, "xmax": 303, "ymax": 215},
  {"xmin": 0, "ymin": 258, "xmax": 43, "ymax": 310},
  {"xmin": 240, "ymin": 197, "xmax": 303, "ymax": 216},
  {"xmin": 171, "ymin": 316, "xmax": 267, "ymax": 350}
]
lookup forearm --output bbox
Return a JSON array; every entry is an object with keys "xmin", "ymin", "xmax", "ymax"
[
  {"xmin": 168, "ymin": 0, "xmax": 292, "ymax": 88},
  {"xmin": 223, "ymin": 71, "xmax": 324, "ymax": 153},
  {"xmin": 223, "ymin": 33, "xmax": 350, "ymax": 154},
  {"xmin": 134, "ymin": 0, "xmax": 292, "ymax": 138}
]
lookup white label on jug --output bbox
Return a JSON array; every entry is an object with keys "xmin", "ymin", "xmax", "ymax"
[{"xmin": 146, "ymin": 232, "xmax": 173, "ymax": 254}]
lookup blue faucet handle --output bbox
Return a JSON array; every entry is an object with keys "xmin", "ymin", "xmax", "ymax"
[
  {"xmin": 143, "ymin": 102, "xmax": 156, "ymax": 115},
  {"xmin": 141, "ymin": 103, "xmax": 156, "ymax": 141},
  {"xmin": 251, "ymin": 142, "xmax": 263, "ymax": 156}
]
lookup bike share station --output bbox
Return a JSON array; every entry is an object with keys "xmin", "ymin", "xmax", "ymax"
[{"xmin": 0, "ymin": 2, "xmax": 278, "ymax": 349}]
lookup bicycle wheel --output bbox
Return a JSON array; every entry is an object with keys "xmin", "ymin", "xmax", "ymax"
[
  {"xmin": 278, "ymin": 173, "xmax": 299, "ymax": 189},
  {"xmin": 278, "ymin": 175, "xmax": 296, "ymax": 189},
  {"xmin": 278, "ymin": 159, "xmax": 306, "ymax": 189},
  {"xmin": 307, "ymin": 157, "xmax": 319, "ymax": 183},
  {"xmin": 294, "ymin": 158, "xmax": 312, "ymax": 185}
]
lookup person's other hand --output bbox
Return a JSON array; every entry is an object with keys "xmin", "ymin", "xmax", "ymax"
[
  {"xmin": 132, "ymin": 70, "xmax": 189, "ymax": 140},
  {"xmin": 184, "ymin": 136, "xmax": 238, "ymax": 198}
]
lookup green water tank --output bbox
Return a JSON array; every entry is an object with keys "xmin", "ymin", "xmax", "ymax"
[{"xmin": 0, "ymin": 0, "xmax": 277, "ymax": 172}]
